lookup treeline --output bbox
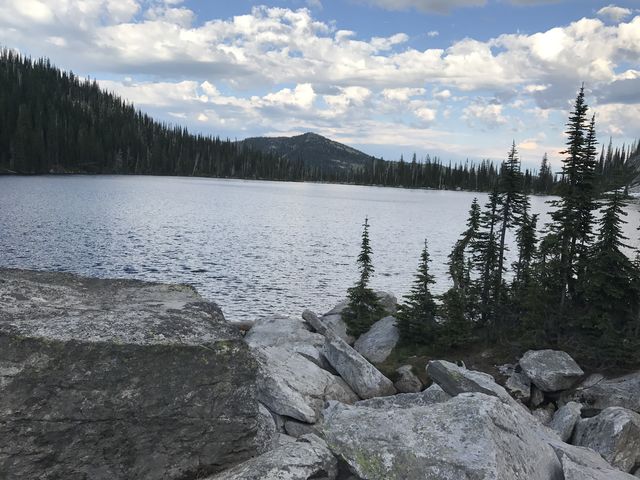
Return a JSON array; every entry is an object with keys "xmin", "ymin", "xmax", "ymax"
[{"xmin": 344, "ymin": 87, "xmax": 640, "ymax": 368}]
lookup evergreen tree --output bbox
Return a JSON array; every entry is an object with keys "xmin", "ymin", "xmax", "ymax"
[
  {"xmin": 512, "ymin": 202, "xmax": 538, "ymax": 293},
  {"xmin": 537, "ymin": 153, "xmax": 554, "ymax": 194},
  {"xmin": 343, "ymin": 217, "xmax": 384, "ymax": 337},
  {"xmin": 579, "ymin": 191, "xmax": 640, "ymax": 364},
  {"xmin": 397, "ymin": 240, "xmax": 438, "ymax": 345}
]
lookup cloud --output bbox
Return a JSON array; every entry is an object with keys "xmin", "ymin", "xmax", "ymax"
[
  {"xmin": 358, "ymin": 0, "xmax": 485, "ymax": 14},
  {"xmin": 597, "ymin": 4, "xmax": 633, "ymax": 23},
  {"xmin": 462, "ymin": 100, "xmax": 507, "ymax": 129}
]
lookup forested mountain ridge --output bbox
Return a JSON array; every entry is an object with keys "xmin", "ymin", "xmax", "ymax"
[
  {"xmin": 0, "ymin": 48, "xmax": 499, "ymax": 191},
  {"xmin": 241, "ymin": 132, "xmax": 375, "ymax": 170}
]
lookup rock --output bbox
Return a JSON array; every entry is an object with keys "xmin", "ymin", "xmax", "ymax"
[
  {"xmin": 284, "ymin": 419, "xmax": 323, "ymax": 439},
  {"xmin": 302, "ymin": 309, "xmax": 330, "ymax": 335},
  {"xmin": 505, "ymin": 371, "xmax": 531, "ymax": 402},
  {"xmin": 353, "ymin": 316, "xmax": 399, "ymax": 364},
  {"xmin": 246, "ymin": 314, "xmax": 328, "ymax": 369},
  {"xmin": 374, "ymin": 290, "xmax": 398, "ymax": 315},
  {"xmin": 0, "ymin": 269, "xmax": 269, "ymax": 479},
  {"xmin": 549, "ymin": 402, "xmax": 582, "ymax": 442},
  {"xmin": 532, "ymin": 403, "xmax": 556, "ymax": 425},
  {"xmin": 394, "ymin": 365, "xmax": 423, "ymax": 393},
  {"xmin": 206, "ymin": 434, "xmax": 338, "ymax": 480},
  {"xmin": 561, "ymin": 456, "xmax": 638, "ymax": 480},
  {"xmin": 572, "ymin": 407, "xmax": 640, "ymax": 472},
  {"xmin": 550, "ymin": 441, "xmax": 638, "ymax": 480},
  {"xmin": 519, "ymin": 350, "xmax": 584, "ymax": 392},
  {"xmin": 256, "ymin": 404, "xmax": 280, "ymax": 453},
  {"xmin": 254, "ymin": 345, "xmax": 359, "ymax": 424},
  {"xmin": 232, "ymin": 319, "xmax": 256, "ymax": 333},
  {"xmin": 573, "ymin": 371, "xmax": 640, "ymax": 413},
  {"xmin": 531, "ymin": 385, "xmax": 546, "ymax": 408},
  {"xmin": 426, "ymin": 360, "xmax": 513, "ymax": 404},
  {"xmin": 323, "ymin": 392, "xmax": 563, "ymax": 480},
  {"xmin": 323, "ymin": 334, "xmax": 396, "ymax": 399},
  {"xmin": 355, "ymin": 385, "xmax": 450, "ymax": 410}
]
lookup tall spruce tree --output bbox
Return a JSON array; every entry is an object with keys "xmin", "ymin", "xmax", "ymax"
[
  {"xmin": 471, "ymin": 188, "xmax": 501, "ymax": 326},
  {"xmin": 537, "ymin": 153, "xmax": 554, "ymax": 194},
  {"xmin": 397, "ymin": 239, "xmax": 438, "ymax": 345},
  {"xmin": 494, "ymin": 142, "xmax": 527, "ymax": 304},
  {"xmin": 343, "ymin": 217, "xmax": 384, "ymax": 337},
  {"xmin": 579, "ymin": 191, "xmax": 640, "ymax": 364},
  {"xmin": 512, "ymin": 202, "xmax": 538, "ymax": 293}
]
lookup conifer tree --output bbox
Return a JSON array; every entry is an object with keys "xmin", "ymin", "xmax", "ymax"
[
  {"xmin": 343, "ymin": 217, "xmax": 384, "ymax": 337},
  {"xmin": 537, "ymin": 153, "xmax": 554, "ymax": 194},
  {"xmin": 512, "ymin": 202, "xmax": 538, "ymax": 293},
  {"xmin": 397, "ymin": 239, "xmax": 438, "ymax": 345}
]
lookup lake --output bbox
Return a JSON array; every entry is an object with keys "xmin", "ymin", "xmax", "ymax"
[{"xmin": 1, "ymin": 176, "xmax": 639, "ymax": 322}]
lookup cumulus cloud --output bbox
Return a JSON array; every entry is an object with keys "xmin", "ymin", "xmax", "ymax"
[
  {"xmin": 462, "ymin": 101, "xmax": 507, "ymax": 129},
  {"xmin": 597, "ymin": 4, "xmax": 633, "ymax": 23}
]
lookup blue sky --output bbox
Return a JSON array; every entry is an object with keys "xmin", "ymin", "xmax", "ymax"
[{"xmin": 1, "ymin": 0, "xmax": 639, "ymax": 170}]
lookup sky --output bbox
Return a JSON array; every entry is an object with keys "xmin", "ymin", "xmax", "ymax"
[{"xmin": 1, "ymin": 0, "xmax": 639, "ymax": 170}]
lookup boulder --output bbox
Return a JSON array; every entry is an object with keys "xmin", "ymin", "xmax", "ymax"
[
  {"xmin": 394, "ymin": 365, "xmax": 423, "ymax": 393},
  {"xmin": 355, "ymin": 385, "xmax": 450, "ymax": 410},
  {"xmin": 531, "ymin": 385, "xmax": 546, "ymax": 408},
  {"xmin": 254, "ymin": 345, "xmax": 359, "ymax": 424},
  {"xmin": 206, "ymin": 434, "xmax": 338, "ymax": 480},
  {"xmin": 256, "ymin": 403, "xmax": 280, "ymax": 454},
  {"xmin": 353, "ymin": 316, "xmax": 399, "ymax": 363},
  {"xmin": 532, "ymin": 403, "xmax": 556, "ymax": 425},
  {"xmin": 323, "ymin": 334, "xmax": 396, "ymax": 399},
  {"xmin": 0, "ymin": 269, "xmax": 269, "ymax": 480},
  {"xmin": 549, "ymin": 402, "xmax": 582, "ymax": 442},
  {"xmin": 284, "ymin": 419, "xmax": 323, "ymax": 439},
  {"xmin": 549, "ymin": 440, "xmax": 638, "ymax": 480},
  {"xmin": 246, "ymin": 314, "xmax": 328, "ymax": 369},
  {"xmin": 323, "ymin": 392, "xmax": 563, "ymax": 480},
  {"xmin": 573, "ymin": 371, "xmax": 640, "ymax": 413},
  {"xmin": 572, "ymin": 407, "xmax": 640, "ymax": 472},
  {"xmin": 426, "ymin": 360, "xmax": 513, "ymax": 404},
  {"xmin": 374, "ymin": 291, "xmax": 398, "ymax": 315},
  {"xmin": 505, "ymin": 371, "xmax": 532, "ymax": 402},
  {"xmin": 519, "ymin": 350, "xmax": 584, "ymax": 392}
]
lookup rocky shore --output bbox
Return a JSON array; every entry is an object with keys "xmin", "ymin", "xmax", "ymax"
[{"xmin": 1, "ymin": 268, "xmax": 639, "ymax": 479}]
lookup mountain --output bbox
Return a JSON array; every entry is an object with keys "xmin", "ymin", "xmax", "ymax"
[{"xmin": 241, "ymin": 132, "xmax": 376, "ymax": 171}]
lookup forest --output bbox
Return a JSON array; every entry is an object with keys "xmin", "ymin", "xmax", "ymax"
[
  {"xmin": 2, "ymin": 48, "xmax": 637, "ymax": 194},
  {"xmin": 343, "ymin": 87, "xmax": 640, "ymax": 369}
]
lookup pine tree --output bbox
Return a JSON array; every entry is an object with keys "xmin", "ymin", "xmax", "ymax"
[
  {"xmin": 579, "ymin": 191, "xmax": 640, "ymax": 364},
  {"xmin": 512, "ymin": 202, "xmax": 538, "ymax": 293},
  {"xmin": 471, "ymin": 188, "xmax": 501, "ymax": 326},
  {"xmin": 342, "ymin": 217, "xmax": 384, "ymax": 337},
  {"xmin": 537, "ymin": 153, "xmax": 553, "ymax": 194},
  {"xmin": 397, "ymin": 239, "xmax": 438, "ymax": 345},
  {"xmin": 494, "ymin": 142, "xmax": 526, "ymax": 304}
]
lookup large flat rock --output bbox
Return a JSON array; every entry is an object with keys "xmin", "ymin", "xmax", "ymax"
[
  {"xmin": 0, "ymin": 269, "xmax": 268, "ymax": 480},
  {"xmin": 519, "ymin": 350, "xmax": 584, "ymax": 392}
]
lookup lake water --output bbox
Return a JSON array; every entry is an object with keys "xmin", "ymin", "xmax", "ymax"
[{"xmin": 1, "ymin": 176, "xmax": 639, "ymax": 322}]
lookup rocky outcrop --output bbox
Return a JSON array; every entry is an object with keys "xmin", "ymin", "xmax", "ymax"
[
  {"xmin": 323, "ymin": 334, "xmax": 396, "ymax": 399},
  {"xmin": 426, "ymin": 360, "xmax": 514, "ymax": 404},
  {"xmin": 354, "ymin": 384, "xmax": 449, "ymax": 410},
  {"xmin": 254, "ymin": 345, "xmax": 358, "ymax": 424},
  {"xmin": 549, "ymin": 402, "xmax": 582, "ymax": 442},
  {"xmin": 573, "ymin": 372, "xmax": 640, "ymax": 413},
  {"xmin": 0, "ymin": 269, "xmax": 269, "ymax": 480},
  {"xmin": 550, "ymin": 440, "xmax": 638, "ymax": 480},
  {"xmin": 353, "ymin": 316, "xmax": 399, "ymax": 363},
  {"xmin": 572, "ymin": 407, "xmax": 640, "ymax": 472},
  {"xmin": 394, "ymin": 365, "xmax": 423, "ymax": 393},
  {"xmin": 519, "ymin": 350, "xmax": 584, "ymax": 392},
  {"xmin": 506, "ymin": 371, "xmax": 532, "ymax": 402},
  {"xmin": 206, "ymin": 434, "xmax": 338, "ymax": 480},
  {"xmin": 323, "ymin": 392, "xmax": 563, "ymax": 480}
]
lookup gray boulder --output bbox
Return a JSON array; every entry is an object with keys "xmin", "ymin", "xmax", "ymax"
[
  {"xmin": 284, "ymin": 419, "xmax": 323, "ymax": 439},
  {"xmin": 572, "ymin": 407, "xmax": 640, "ymax": 472},
  {"xmin": 246, "ymin": 314, "xmax": 328, "ymax": 369},
  {"xmin": 573, "ymin": 371, "xmax": 640, "ymax": 413},
  {"xmin": 426, "ymin": 360, "xmax": 513, "ymax": 404},
  {"xmin": 532, "ymin": 403, "xmax": 556, "ymax": 425},
  {"xmin": 505, "ymin": 371, "xmax": 532, "ymax": 402},
  {"xmin": 550, "ymin": 440, "xmax": 638, "ymax": 480},
  {"xmin": 323, "ymin": 392, "xmax": 563, "ymax": 480},
  {"xmin": 549, "ymin": 402, "xmax": 582, "ymax": 442},
  {"xmin": 355, "ymin": 384, "xmax": 450, "ymax": 410},
  {"xmin": 0, "ymin": 269, "xmax": 269, "ymax": 480},
  {"xmin": 519, "ymin": 350, "xmax": 584, "ymax": 392},
  {"xmin": 323, "ymin": 334, "xmax": 396, "ymax": 399},
  {"xmin": 206, "ymin": 434, "xmax": 338, "ymax": 480},
  {"xmin": 354, "ymin": 316, "xmax": 399, "ymax": 363},
  {"xmin": 394, "ymin": 365, "xmax": 423, "ymax": 393},
  {"xmin": 254, "ymin": 345, "xmax": 359, "ymax": 424},
  {"xmin": 531, "ymin": 385, "xmax": 546, "ymax": 408}
]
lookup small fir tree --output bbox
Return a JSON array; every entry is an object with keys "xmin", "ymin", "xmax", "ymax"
[
  {"xmin": 397, "ymin": 239, "xmax": 438, "ymax": 345},
  {"xmin": 342, "ymin": 217, "xmax": 384, "ymax": 337}
]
